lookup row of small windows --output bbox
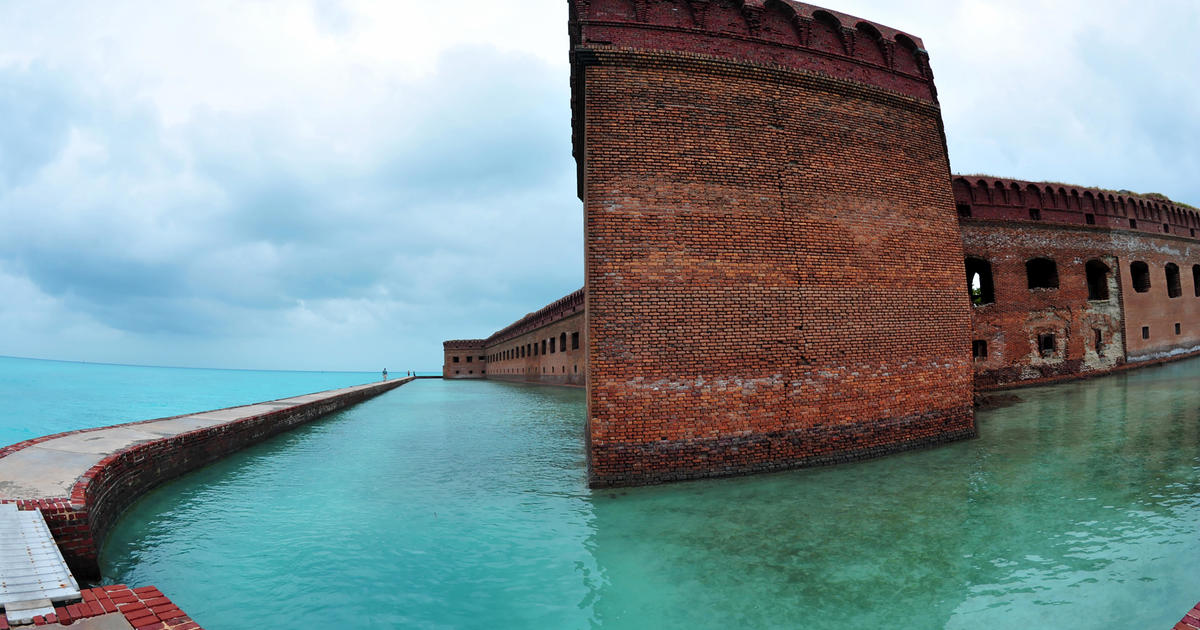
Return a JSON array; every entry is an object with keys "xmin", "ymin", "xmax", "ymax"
[
  {"xmin": 973, "ymin": 322, "xmax": 1186, "ymax": 363},
  {"xmin": 966, "ymin": 257, "xmax": 1200, "ymax": 305},
  {"xmin": 972, "ymin": 328, "xmax": 1112, "ymax": 362},
  {"xmin": 486, "ymin": 331, "xmax": 581, "ymax": 363},
  {"xmin": 492, "ymin": 365, "xmax": 579, "ymax": 375},
  {"xmin": 1126, "ymin": 262, "xmax": 1199, "ymax": 297},
  {"xmin": 450, "ymin": 355, "xmax": 486, "ymax": 363}
]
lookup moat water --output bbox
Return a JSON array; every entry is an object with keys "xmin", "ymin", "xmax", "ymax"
[{"xmin": 86, "ymin": 361, "xmax": 1200, "ymax": 629}]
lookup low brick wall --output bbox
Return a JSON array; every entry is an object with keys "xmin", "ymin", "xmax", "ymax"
[
  {"xmin": 1, "ymin": 377, "xmax": 411, "ymax": 579},
  {"xmin": 1177, "ymin": 603, "xmax": 1200, "ymax": 629}
]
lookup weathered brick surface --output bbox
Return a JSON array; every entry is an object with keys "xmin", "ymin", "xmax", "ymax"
[
  {"xmin": 485, "ymin": 311, "xmax": 587, "ymax": 387},
  {"xmin": 571, "ymin": 0, "xmax": 975, "ymax": 487},
  {"xmin": 955, "ymin": 178, "xmax": 1200, "ymax": 389},
  {"xmin": 35, "ymin": 585, "xmax": 202, "ymax": 629},
  {"xmin": 443, "ymin": 339, "xmax": 487, "ymax": 380},
  {"xmin": 443, "ymin": 289, "xmax": 586, "ymax": 386}
]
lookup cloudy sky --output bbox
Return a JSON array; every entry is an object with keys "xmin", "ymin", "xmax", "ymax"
[{"xmin": 0, "ymin": 0, "xmax": 1196, "ymax": 371}]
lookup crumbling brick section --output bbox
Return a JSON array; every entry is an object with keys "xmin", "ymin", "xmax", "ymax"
[
  {"xmin": 11, "ymin": 585, "xmax": 203, "ymax": 629},
  {"xmin": 570, "ymin": 0, "xmax": 975, "ymax": 487}
]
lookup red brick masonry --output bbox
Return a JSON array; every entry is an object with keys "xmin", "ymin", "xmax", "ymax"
[
  {"xmin": 571, "ymin": 0, "xmax": 974, "ymax": 487},
  {"xmin": 0, "ymin": 585, "xmax": 201, "ymax": 629},
  {"xmin": 0, "ymin": 378, "xmax": 412, "ymax": 579},
  {"xmin": 1177, "ymin": 603, "xmax": 1200, "ymax": 630}
]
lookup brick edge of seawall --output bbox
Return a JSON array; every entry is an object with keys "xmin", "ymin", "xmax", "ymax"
[
  {"xmin": 0, "ymin": 377, "xmax": 413, "ymax": 580},
  {"xmin": 1, "ymin": 584, "xmax": 202, "ymax": 629}
]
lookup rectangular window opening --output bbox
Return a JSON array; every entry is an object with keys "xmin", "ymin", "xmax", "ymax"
[
  {"xmin": 1038, "ymin": 333, "xmax": 1056, "ymax": 357},
  {"xmin": 453, "ymin": 356, "xmax": 460, "ymax": 363},
  {"xmin": 1085, "ymin": 213, "xmax": 1096, "ymax": 225},
  {"xmin": 1142, "ymin": 326, "xmax": 1151, "ymax": 340},
  {"xmin": 957, "ymin": 203, "xmax": 972, "ymax": 218},
  {"xmin": 1029, "ymin": 208, "xmax": 1042, "ymax": 221},
  {"xmin": 571, "ymin": 332, "xmax": 580, "ymax": 350},
  {"xmin": 1176, "ymin": 323, "xmax": 1182, "ymax": 335},
  {"xmin": 1094, "ymin": 329, "xmax": 1103, "ymax": 354},
  {"xmin": 1130, "ymin": 219, "xmax": 1139, "ymax": 229},
  {"xmin": 972, "ymin": 340, "xmax": 988, "ymax": 361}
]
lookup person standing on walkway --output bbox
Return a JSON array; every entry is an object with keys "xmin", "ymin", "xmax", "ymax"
[{"xmin": 382, "ymin": 368, "xmax": 388, "ymax": 381}]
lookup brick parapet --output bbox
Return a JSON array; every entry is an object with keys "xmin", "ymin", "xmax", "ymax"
[
  {"xmin": 569, "ymin": 0, "xmax": 935, "ymax": 98},
  {"xmin": 484, "ymin": 289, "xmax": 585, "ymax": 347},
  {"xmin": 0, "ymin": 378, "xmax": 412, "ymax": 579},
  {"xmin": 570, "ymin": 0, "xmax": 940, "ymax": 199},
  {"xmin": 954, "ymin": 176, "xmax": 1200, "ymax": 240},
  {"xmin": 442, "ymin": 339, "xmax": 486, "ymax": 350}
]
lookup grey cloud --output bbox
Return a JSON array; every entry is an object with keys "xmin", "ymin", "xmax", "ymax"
[
  {"xmin": 0, "ymin": 65, "xmax": 77, "ymax": 188},
  {"xmin": 0, "ymin": 42, "xmax": 581, "ymax": 356}
]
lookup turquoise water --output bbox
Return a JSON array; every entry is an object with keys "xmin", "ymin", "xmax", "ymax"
[
  {"xmin": 0, "ymin": 355, "xmax": 384, "ymax": 447},
  {"xmin": 96, "ymin": 362, "xmax": 1200, "ymax": 629}
]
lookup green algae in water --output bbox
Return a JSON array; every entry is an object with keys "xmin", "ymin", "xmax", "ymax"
[{"xmin": 101, "ymin": 363, "xmax": 1200, "ymax": 629}]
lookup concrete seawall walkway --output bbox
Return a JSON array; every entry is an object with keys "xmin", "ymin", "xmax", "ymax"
[
  {"xmin": 0, "ymin": 377, "xmax": 413, "ymax": 580},
  {"xmin": 0, "ymin": 379, "xmax": 407, "ymax": 500}
]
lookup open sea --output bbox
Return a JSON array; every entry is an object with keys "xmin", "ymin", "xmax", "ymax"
[
  {"xmin": 3, "ymin": 355, "xmax": 1200, "ymax": 628},
  {"xmin": 0, "ymin": 355, "xmax": 384, "ymax": 447}
]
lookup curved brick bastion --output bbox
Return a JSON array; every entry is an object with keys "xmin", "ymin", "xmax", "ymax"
[
  {"xmin": 568, "ymin": 0, "xmax": 974, "ymax": 487},
  {"xmin": 0, "ymin": 377, "xmax": 412, "ymax": 580}
]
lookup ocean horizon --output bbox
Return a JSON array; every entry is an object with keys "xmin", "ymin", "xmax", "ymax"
[{"xmin": 0, "ymin": 355, "xmax": 430, "ymax": 448}]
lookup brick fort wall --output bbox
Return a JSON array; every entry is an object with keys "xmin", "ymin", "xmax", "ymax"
[
  {"xmin": 955, "ymin": 177, "xmax": 1200, "ymax": 389},
  {"xmin": 570, "ymin": 0, "xmax": 976, "ymax": 487}
]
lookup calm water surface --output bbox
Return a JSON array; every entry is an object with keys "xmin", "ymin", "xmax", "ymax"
[
  {"xmin": 99, "ymin": 362, "xmax": 1200, "ymax": 629},
  {"xmin": 0, "ymin": 355, "xmax": 382, "ymax": 447}
]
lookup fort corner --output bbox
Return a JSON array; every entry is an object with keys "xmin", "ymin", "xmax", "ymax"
[
  {"xmin": 449, "ymin": 0, "xmax": 977, "ymax": 487},
  {"xmin": 443, "ymin": 0, "xmax": 1200, "ymax": 489}
]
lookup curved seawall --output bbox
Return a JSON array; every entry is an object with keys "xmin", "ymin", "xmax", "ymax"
[{"xmin": 0, "ymin": 376, "xmax": 413, "ymax": 579}]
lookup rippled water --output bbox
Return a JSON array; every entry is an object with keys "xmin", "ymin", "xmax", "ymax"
[
  {"xmin": 100, "ymin": 363, "xmax": 1200, "ymax": 629},
  {"xmin": 0, "ymin": 355, "xmax": 384, "ymax": 447}
]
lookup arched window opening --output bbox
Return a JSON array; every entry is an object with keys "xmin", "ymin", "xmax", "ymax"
[
  {"xmin": 1166, "ymin": 263, "xmax": 1182, "ymax": 298},
  {"xmin": 560, "ymin": 332, "xmax": 567, "ymax": 353},
  {"xmin": 1130, "ymin": 261, "xmax": 1151, "ymax": 293},
  {"xmin": 1026, "ymin": 258, "xmax": 1059, "ymax": 290},
  {"xmin": 965, "ymin": 258, "xmax": 995, "ymax": 305},
  {"xmin": 1086, "ymin": 260, "xmax": 1110, "ymax": 301}
]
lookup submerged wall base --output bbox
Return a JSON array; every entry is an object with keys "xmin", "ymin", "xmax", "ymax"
[{"xmin": 590, "ymin": 406, "xmax": 976, "ymax": 488}]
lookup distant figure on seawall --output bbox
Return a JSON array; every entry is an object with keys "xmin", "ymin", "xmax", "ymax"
[{"xmin": 382, "ymin": 368, "xmax": 388, "ymax": 381}]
